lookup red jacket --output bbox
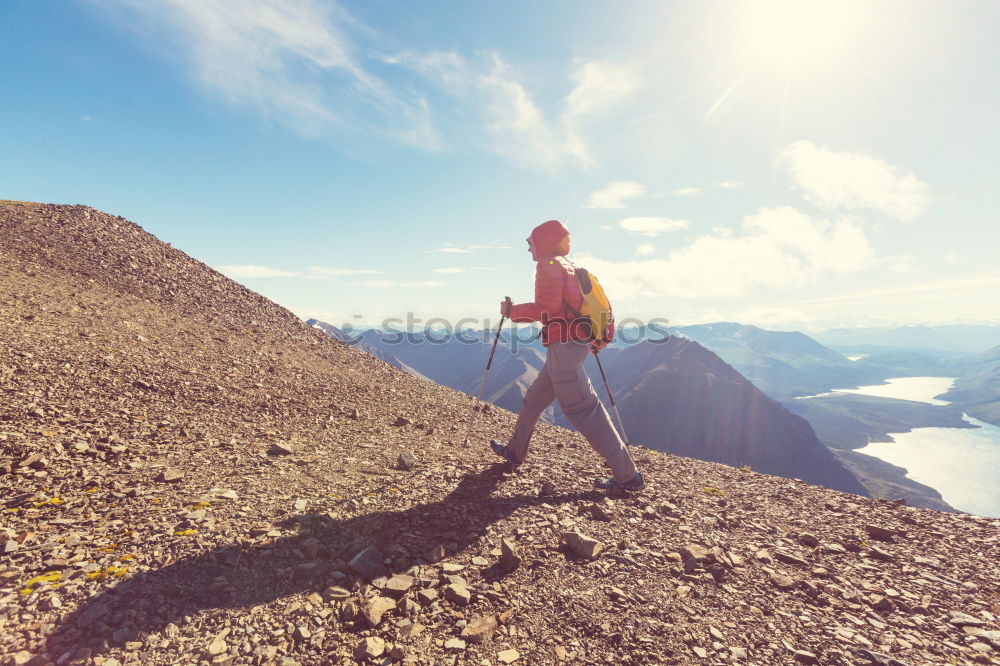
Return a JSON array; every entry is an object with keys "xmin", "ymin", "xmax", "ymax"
[{"xmin": 509, "ymin": 220, "xmax": 613, "ymax": 346}]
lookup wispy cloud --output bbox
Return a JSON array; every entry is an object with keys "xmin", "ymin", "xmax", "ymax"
[
  {"xmin": 778, "ymin": 141, "xmax": 930, "ymax": 220},
  {"xmin": 364, "ymin": 279, "xmax": 446, "ymax": 288},
  {"xmin": 618, "ymin": 217, "xmax": 689, "ymax": 236},
  {"xmin": 718, "ymin": 180, "xmax": 744, "ymax": 189},
  {"xmin": 425, "ymin": 243, "xmax": 510, "ymax": 254},
  {"xmin": 217, "ymin": 264, "xmax": 298, "ymax": 278},
  {"xmin": 431, "ymin": 266, "xmax": 497, "ymax": 274},
  {"xmin": 393, "ymin": 51, "xmax": 638, "ymax": 171},
  {"xmin": 635, "ymin": 242, "xmax": 654, "ymax": 257},
  {"xmin": 581, "ymin": 207, "xmax": 876, "ymax": 300},
  {"xmin": 94, "ymin": 0, "xmax": 439, "ymax": 149},
  {"xmin": 585, "ymin": 181, "xmax": 645, "ymax": 209},
  {"xmin": 673, "ymin": 187, "xmax": 701, "ymax": 197},
  {"xmin": 308, "ymin": 266, "xmax": 382, "ymax": 275}
]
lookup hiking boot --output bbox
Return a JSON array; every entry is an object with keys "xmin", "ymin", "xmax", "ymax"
[
  {"xmin": 594, "ymin": 472, "xmax": 645, "ymax": 493},
  {"xmin": 490, "ymin": 440, "xmax": 520, "ymax": 470}
]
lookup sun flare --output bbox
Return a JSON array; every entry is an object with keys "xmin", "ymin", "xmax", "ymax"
[{"xmin": 743, "ymin": 0, "xmax": 863, "ymax": 70}]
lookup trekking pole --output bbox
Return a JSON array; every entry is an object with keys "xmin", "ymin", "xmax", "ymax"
[
  {"xmin": 593, "ymin": 350, "xmax": 630, "ymax": 446},
  {"xmin": 462, "ymin": 297, "xmax": 512, "ymax": 446}
]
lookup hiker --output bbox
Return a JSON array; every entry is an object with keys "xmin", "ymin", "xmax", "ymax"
[{"xmin": 490, "ymin": 219, "xmax": 645, "ymax": 492}]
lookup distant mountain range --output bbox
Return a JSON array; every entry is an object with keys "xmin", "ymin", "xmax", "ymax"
[
  {"xmin": 815, "ymin": 324, "xmax": 1000, "ymax": 355},
  {"xmin": 943, "ymin": 344, "xmax": 1000, "ymax": 425},
  {"xmin": 667, "ymin": 322, "xmax": 888, "ymax": 399}
]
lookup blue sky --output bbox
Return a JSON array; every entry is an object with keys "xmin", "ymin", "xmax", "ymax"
[{"xmin": 2, "ymin": 0, "xmax": 999, "ymax": 331}]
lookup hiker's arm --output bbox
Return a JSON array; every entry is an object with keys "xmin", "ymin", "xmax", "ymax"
[{"xmin": 509, "ymin": 260, "xmax": 563, "ymax": 323}]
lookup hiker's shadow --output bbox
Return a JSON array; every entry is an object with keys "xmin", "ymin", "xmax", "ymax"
[{"xmin": 43, "ymin": 465, "xmax": 601, "ymax": 659}]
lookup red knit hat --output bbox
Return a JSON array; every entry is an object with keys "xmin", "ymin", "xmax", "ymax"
[{"xmin": 527, "ymin": 219, "xmax": 570, "ymax": 256}]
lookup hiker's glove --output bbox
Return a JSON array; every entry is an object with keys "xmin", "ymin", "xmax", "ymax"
[{"xmin": 499, "ymin": 300, "xmax": 512, "ymax": 317}]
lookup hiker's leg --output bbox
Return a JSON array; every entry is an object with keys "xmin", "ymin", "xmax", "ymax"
[
  {"xmin": 506, "ymin": 360, "xmax": 555, "ymax": 464},
  {"xmin": 549, "ymin": 342, "xmax": 639, "ymax": 482}
]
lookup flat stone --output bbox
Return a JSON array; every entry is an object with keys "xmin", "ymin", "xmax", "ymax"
[
  {"xmin": 964, "ymin": 628, "xmax": 1000, "ymax": 648},
  {"xmin": 444, "ymin": 638, "xmax": 466, "ymax": 651},
  {"xmin": 348, "ymin": 546, "xmax": 388, "ymax": 580},
  {"xmin": 417, "ymin": 588, "xmax": 438, "ymax": 606},
  {"xmin": 774, "ymin": 551, "xmax": 808, "ymax": 566},
  {"xmin": 799, "ymin": 534, "xmax": 820, "ymax": 548},
  {"xmin": 793, "ymin": 650, "xmax": 819, "ymax": 664},
  {"xmin": 323, "ymin": 585, "xmax": 351, "ymax": 601},
  {"xmin": 354, "ymin": 637, "xmax": 385, "ymax": 661},
  {"xmin": 363, "ymin": 596, "xmax": 396, "ymax": 627},
  {"xmin": 679, "ymin": 543, "xmax": 713, "ymax": 563},
  {"xmin": 769, "ymin": 572, "xmax": 796, "ymax": 590},
  {"xmin": 864, "ymin": 524, "xmax": 897, "ymax": 542},
  {"xmin": 563, "ymin": 530, "xmax": 604, "ymax": 559},
  {"xmin": 868, "ymin": 545, "xmax": 894, "ymax": 562},
  {"xmin": 950, "ymin": 611, "xmax": 987, "ymax": 627},
  {"xmin": 460, "ymin": 615, "xmax": 498, "ymax": 644},
  {"xmin": 384, "ymin": 574, "xmax": 415, "ymax": 598},
  {"xmin": 498, "ymin": 649, "xmax": 520, "ymax": 663},
  {"xmin": 157, "ymin": 468, "xmax": 185, "ymax": 483},
  {"xmin": 267, "ymin": 442, "xmax": 294, "ymax": 456},
  {"xmin": 399, "ymin": 621, "xmax": 426, "ymax": 639},
  {"xmin": 444, "ymin": 583, "xmax": 471, "ymax": 606}
]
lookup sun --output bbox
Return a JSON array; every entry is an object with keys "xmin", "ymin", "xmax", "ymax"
[{"xmin": 742, "ymin": 0, "xmax": 864, "ymax": 71}]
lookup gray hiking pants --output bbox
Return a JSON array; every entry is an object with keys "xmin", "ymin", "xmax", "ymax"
[{"xmin": 508, "ymin": 340, "xmax": 639, "ymax": 482}]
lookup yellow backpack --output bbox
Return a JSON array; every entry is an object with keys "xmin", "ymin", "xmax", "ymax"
[{"xmin": 569, "ymin": 265, "xmax": 614, "ymax": 343}]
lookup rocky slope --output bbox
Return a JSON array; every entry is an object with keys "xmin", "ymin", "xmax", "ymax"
[{"xmin": 2, "ymin": 201, "xmax": 999, "ymax": 666}]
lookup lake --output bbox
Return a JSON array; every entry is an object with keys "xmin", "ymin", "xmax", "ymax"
[{"xmin": 851, "ymin": 377, "xmax": 1000, "ymax": 518}]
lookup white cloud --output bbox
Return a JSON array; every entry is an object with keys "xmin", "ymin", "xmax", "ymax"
[
  {"xmin": 673, "ymin": 187, "xmax": 701, "ymax": 197},
  {"xmin": 425, "ymin": 247, "xmax": 472, "ymax": 254},
  {"xmin": 778, "ymin": 141, "xmax": 930, "ymax": 220},
  {"xmin": 561, "ymin": 61, "xmax": 639, "ymax": 166},
  {"xmin": 599, "ymin": 225, "xmax": 614, "ymax": 231},
  {"xmin": 308, "ymin": 266, "xmax": 381, "ymax": 276},
  {"xmin": 363, "ymin": 279, "xmax": 446, "ymax": 288},
  {"xmin": 396, "ymin": 52, "xmax": 637, "ymax": 171},
  {"xmin": 217, "ymin": 264, "xmax": 297, "ymax": 278},
  {"xmin": 425, "ymin": 244, "xmax": 509, "ymax": 254},
  {"xmin": 718, "ymin": 181, "xmax": 744, "ymax": 189},
  {"xmin": 635, "ymin": 242, "xmax": 655, "ymax": 257},
  {"xmin": 98, "ymin": 0, "xmax": 439, "ymax": 149},
  {"xmin": 580, "ymin": 207, "xmax": 876, "ymax": 300},
  {"xmin": 402, "ymin": 280, "xmax": 446, "ymax": 288},
  {"xmin": 431, "ymin": 266, "xmax": 497, "ymax": 274},
  {"xmin": 618, "ymin": 217, "xmax": 690, "ymax": 236},
  {"xmin": 585, "ymin": 181, "xmax": 645, "ymax": 209}
]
